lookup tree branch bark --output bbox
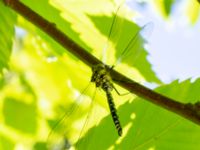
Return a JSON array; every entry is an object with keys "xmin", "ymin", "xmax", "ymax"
[{"xmin": 3, "ymin": 0, "xmax": 200, "ymax": 126}]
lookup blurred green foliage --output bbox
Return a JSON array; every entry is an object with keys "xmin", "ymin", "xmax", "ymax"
[
  {"xmin": 3, "ymin": 97, "xmax": 37, "ymax": 134},
  {"xmin": 0, "ymin": 0, "xmax": 200, "ymax": 150},
  {"xmin": 152, "ymin": 0, "xmax": 200, "ymax": 23},
  {"xmin": 0, "ymin": 1, "xmax": 16, "ymax": 71}
]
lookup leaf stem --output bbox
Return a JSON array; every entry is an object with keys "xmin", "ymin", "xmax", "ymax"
[{"xmin": 3, "ymin": 0, "xmax": 200, "ymax": 126}]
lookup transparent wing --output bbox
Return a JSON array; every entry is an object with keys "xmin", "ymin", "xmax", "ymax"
[
  {"xmin": 101, "ymin": 4, "xmax": 125, "ymax": 64},
  {"xmin": 101, "ymin": 3, "xmax": 153, "ymax": 69},
  {"xmin": 75, "ymin": 89, "xmax": 98, "ymax": 149},
  {"xmin": 113, "ymin": 22, "xmax": 154, "ymax": 67},
  {"xmin": 75, "ymin": 89, "xmax": 110, "ymax": 150},
  {"xmin": 46, "ymin": 83, "xmax": 92, "ymax": 149},
  {"xmin": 46, "ymin": 84, "xmax": 106, "ymax": 150}
]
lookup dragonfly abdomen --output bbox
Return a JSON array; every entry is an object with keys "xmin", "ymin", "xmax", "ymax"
[{"xmin": 106, "ymin": 90, "xmax": 122, "ymax": 136}]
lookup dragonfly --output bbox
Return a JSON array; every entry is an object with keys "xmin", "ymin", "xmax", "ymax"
[
  {"xmin": 47, "ymin": 4, "xmax": 153, "ymax": 150},
  {"xmin": 90, "ymin": 6, "xmax": 152, "ymax": 137}
]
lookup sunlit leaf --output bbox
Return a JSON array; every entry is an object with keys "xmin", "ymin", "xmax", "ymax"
[
  {"xmin": 0, "ymin": 1, "xmax": 16, "ymax": 72},
  {"xmin": 0, "ymin": 134, "xmax": 15, "ymax": 150},
  {"xmin": 20, "ymin": 0, "xmax": 159, "ymax": 83},
  {"xmin": 186, "ymin": 0, "xmax": 200, "ymax": 24},
  {"xmin": 152, "ymin": 0, "xmax": 170, "ymax": 18},
  {"xmin": 20, "ymin": 0, "xmax": 93, "ymax": 56}
]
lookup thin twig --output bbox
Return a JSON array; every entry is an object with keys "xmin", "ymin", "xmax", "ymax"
[{"xmin": 3, "ymin": 0, "xmax": 200, "ymax": 126}]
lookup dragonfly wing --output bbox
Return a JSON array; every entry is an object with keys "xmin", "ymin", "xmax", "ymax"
[
  {"xmin": 75, "ymin": 89, "xmax": 111, "ymax": 150},
  {"xmin": 75, "ymin": 89, "xmax": 97, "ymax": 149},
  {"xmin": 113, "ymin": 22, "xmax": 154, "ymax": 67},
  {"xmin": 47, "ymin": 85, "xmax": 105, "ymax": 150},
  {"xmin": 140, "ymin": 22, "xmax": 154, "ymax": 41},
  {"xmin": 101, "ymin": 4, "xmax": 126, "ymax": 65},
  {"xmin": 47, "ymin": 83, "xmax": 92, "ymax": 149}
]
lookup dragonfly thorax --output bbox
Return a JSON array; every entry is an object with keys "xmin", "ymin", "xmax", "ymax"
[{"xmin": 91, "ymin": 64, "xmax": 113, "ymax": 92}]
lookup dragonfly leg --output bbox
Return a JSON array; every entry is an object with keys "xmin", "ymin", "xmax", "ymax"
[{"xmin": 113, "ymin": 85, "xmax": 130, "ymax": 96}]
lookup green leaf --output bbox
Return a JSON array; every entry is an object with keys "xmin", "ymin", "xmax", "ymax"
[
  {"xmin": 163, "ymin": 0, "xmax": 175, "ymax": 16},
  {"xmin": 3, "ymin": 97, "xmax": 37, "ymax": 134},
  {"xmin": 0, "ymin": 1, "xmax": 16, "ymax": 71},
  {"xmin": 20, "ymin": 0, "xmax": 92, "ymax": 57},
  {"xmin": 152, "ymin": 0, "xmax": 175, "ymax": 18},
  {"xmin": 33, "ymin": 142, "xmax": 48, "ymax": 150},
  {"xmin": 0, "ymin": 74, "xmax": 5, "ymax": 89},
  {"xmin": 0, "ymin": 134, "xmax": 15, "ymax": 150},
  {"xmin": 77, "ymin": 78, "xmax": 200, "ymax": 149}
]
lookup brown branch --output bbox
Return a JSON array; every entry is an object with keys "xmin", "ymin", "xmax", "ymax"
[{"xmin": 3, "ymin": 0, "xmax": 200, "ymax": 126}]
